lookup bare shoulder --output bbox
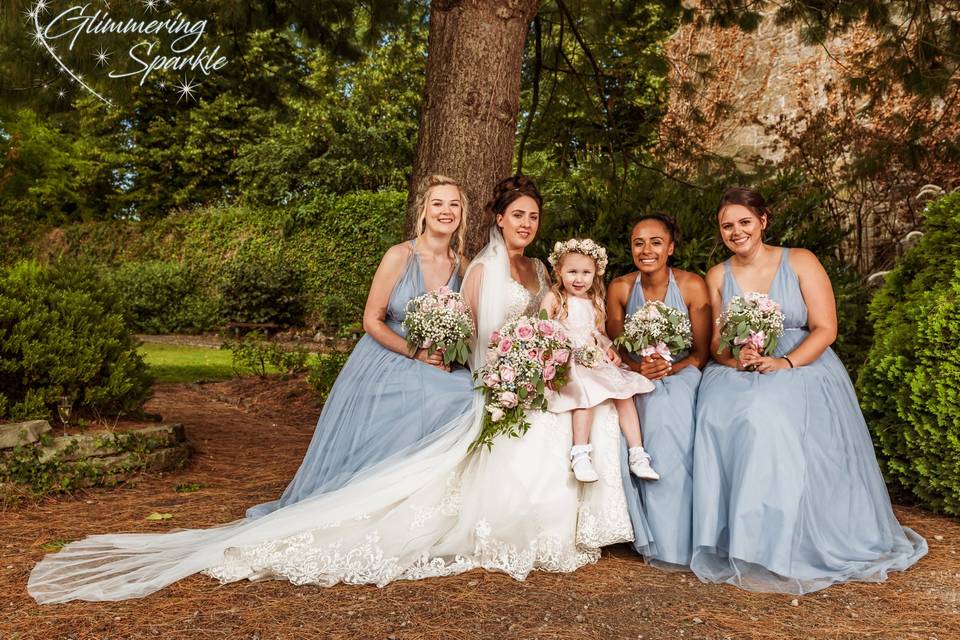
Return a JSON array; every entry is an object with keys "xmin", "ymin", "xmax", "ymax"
[
  {"xmin": 673, "ymin": 268, "xmax": 709, "ymax": 299},
  {"xmin": 382, "ymin": 242, "xmax": 414, "ymax": 265},
  {"xmin": 786, "ymin": 247, "xmax": 827, "ymax": 277},
  {"xmin": 608, "ymin": 271, "xmax": 639, "ymax": 299},
  {"xmin": 705, "ymin": 263, "xmax": 726, "ymax": 289}
]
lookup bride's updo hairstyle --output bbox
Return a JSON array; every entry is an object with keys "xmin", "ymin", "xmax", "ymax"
[
  {"xmin": 411, "ymin": 174, "xmax": 469, "ymax": 258},
  {"xmin": 485, "ymin": 175, "xmax": 543, "ymax": 229},
  {"xmin": 715, "ymin": 187, "xmax": 772, "ymax": 225}
]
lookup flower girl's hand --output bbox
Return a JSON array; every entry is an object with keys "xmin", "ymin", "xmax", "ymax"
[{"xmin": 606, "ymin": 347, "xmax": 622, "ymax": 367}]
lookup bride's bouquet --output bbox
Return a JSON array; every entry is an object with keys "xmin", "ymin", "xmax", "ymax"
[
  {"xmin": 716, "ymin": 291, "xmax": 785, "ymax": 360},
  {"xmin": 402, "ymin": 286, "xmax": 473, "ymax": 366},
  {"xmin": 615, "ymin": 300, "xmax": 692, "ymax": 362},
  {"xmin": 473, "ymin": 312, "xmax": 573, "ymax": 450}
]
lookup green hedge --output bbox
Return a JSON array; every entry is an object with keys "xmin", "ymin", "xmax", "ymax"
[
  {"xmin": 43, "ymin": 190, "xmax": 404, "ymax": 332},
  {"xmin": 857, "ymin": 192, "xmax": 960, "ymax": 514},
  {"xmin": 0, "ymin": 259, "xmax": 152, "ymax": 421}
]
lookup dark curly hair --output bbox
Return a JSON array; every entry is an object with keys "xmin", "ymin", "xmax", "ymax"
[
  {"xmin": 631, "ymin": 212, "xmax": 682, "ymax": 246},
  {"xmin": 484, "ymin": 175, "xmax": 543, "ymax": 224},
  {"xmin": 715, "ymin": 187, "xmax": 772, "ymax": 224}
]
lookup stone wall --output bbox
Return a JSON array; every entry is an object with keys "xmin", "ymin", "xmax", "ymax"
[{"xmin": 0, "ymin": 421, "xmax": 191, "ymax": 494}]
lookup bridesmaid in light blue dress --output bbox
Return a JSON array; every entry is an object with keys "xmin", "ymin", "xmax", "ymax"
[
  {"xmin": 247, "ymin": 176, "xmax": 475, "ymax": 518},
  {"xmin": 607, "ymin": 214, "xmax": 711, "ymax": 567},
  {"xmin": 691, "ymin": 187, "xmax": 926, "ymax": 593}
]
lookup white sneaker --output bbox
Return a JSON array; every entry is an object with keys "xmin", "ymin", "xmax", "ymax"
[
  {"xmin": 629, "ymin": 447, "xmax": 660, "ymax": 481},
  {"xmin": 570, "ymin": 444, "xmax": 599, "ymax": 483}
]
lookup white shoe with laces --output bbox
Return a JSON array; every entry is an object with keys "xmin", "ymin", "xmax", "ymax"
[{"xmin": 629, "ymin": 446, "xmax": 660, "ymax": 481}]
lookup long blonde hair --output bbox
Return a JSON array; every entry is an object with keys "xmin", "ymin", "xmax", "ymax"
[
  {"xmin": 411, "ymin": 174, "xmax": 468, "ymax": 261},
  {"xmin": 549, "ymin": 252, "xmax": 606, "ymax": 330}
]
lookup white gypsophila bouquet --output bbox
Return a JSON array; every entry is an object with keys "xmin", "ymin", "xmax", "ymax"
[
  {"xmin": 402, "ymin": 286, "xmax": 473, "ymax": 366},
  {"xmin": 716, "ymin": 291, "xmax": 785, "ymax": 359},
  {"xmin": 575, "ymin": 343, "xmax": 604, "ymax": 368},
  {"xmin": 473, "ymin": 311, "xmax": 573, "ymax": 450},
  {"xmin": 616, "ymin": 300, "xmax": 692, "ymax": 362}
]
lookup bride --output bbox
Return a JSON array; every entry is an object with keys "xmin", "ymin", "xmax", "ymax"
[{"xmin": 28, "ymin": 176, "xmax": 644, "ymax": 603}]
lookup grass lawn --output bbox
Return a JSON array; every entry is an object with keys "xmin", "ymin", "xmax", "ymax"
[{"xmin": 138, "ymin": 343, "xmax": 236, "ymax": 383}]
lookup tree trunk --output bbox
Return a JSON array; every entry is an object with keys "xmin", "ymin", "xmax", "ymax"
[{"xmin": 407, "ymin": 0, "xmax": 539, "ymax": 256}]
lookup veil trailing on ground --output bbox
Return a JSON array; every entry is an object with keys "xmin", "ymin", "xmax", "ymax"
[{"xmin": 28, "ymin": 227, "xmax": 514, "ymax": 604}]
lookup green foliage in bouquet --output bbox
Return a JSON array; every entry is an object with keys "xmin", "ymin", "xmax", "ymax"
[
  {"xmin": 0, "ymin": 260, "xmax": 152, "ymax": 421},
  {"xmin": 857, "ymin": 192, "xmax": 960, "ymax": 514}
]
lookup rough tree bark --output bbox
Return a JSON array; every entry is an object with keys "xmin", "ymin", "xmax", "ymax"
[{"xmin": 406, "ymin": 0, "xmax": 540, "ymax": 256}]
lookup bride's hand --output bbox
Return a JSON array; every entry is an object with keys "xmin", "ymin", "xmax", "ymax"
[{"xmin": 415, "ymin": 348, "xmax": 450, "ymax": 372}]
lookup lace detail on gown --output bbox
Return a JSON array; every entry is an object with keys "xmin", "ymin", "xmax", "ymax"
[{"xmin": 504, "ymin": 259, "xmax": 550, "ymax": 320}]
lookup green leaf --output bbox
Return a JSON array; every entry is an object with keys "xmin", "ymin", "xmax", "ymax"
[{"xmin": 145, "ymin": 512, "xmax": 173, "ymax": 521}]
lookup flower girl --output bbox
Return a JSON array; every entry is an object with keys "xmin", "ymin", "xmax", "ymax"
[{"xmin": 540, "ymin": 238, "xmax": 658, "ymax": 483}]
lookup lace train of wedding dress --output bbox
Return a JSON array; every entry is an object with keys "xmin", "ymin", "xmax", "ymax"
[{"xmin": 28, "ymin": 228, "xmax": 634, "ymax": 603}]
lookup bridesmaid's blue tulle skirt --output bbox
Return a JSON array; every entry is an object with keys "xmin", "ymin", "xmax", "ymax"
[
  {"xmin": 691, "ymin": 329, "xmax": 927, "ymax": 593},
  {"xmin": 633, "ymin": 364, "xmax": 700, "ymax": 567},
  {"xmin": 246, "ymin": 334, "xmax": 474, "ymax": 518}
]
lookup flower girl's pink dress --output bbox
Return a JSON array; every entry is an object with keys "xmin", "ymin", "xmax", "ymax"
[{"xmin": 547, "ymin": 297, "xmax": 654, "ymax": 412}]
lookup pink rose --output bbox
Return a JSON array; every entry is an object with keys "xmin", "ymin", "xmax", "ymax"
[
  {"xmin": 487, "ymin": 405, "xmax": 505, "ymax": 422},
  {"xmin": 437, "ymin": 285, "xmax": 451, "ymax": 295},
  {"xmin": 524, "ymin": 382, "xmax": 535, "ymax": 394},
  {"xmin": 497, "ymin": 338, "xmax": 513, "ymax": 355},
  {"xmin": 746, "ymin": 331, "xmax": 767, "ymax": 351},
  {"xmin": 758, "ymin": 297, "xmax": 775, "ymax": 312},
  {"xmin": 527, "ymin": 348, "xmax": 541, "ymax": 362},
  {"xmin": 499, "ymin": 391, "xmax": 519, "ymax": 408},
  {"xmin": 490, "ymin": 330, "xmax": 501, "ymax": 344},
  {"xmin": 482, "ymin": 372, "xmax": 501, "ymax": 387},
  {"xmin": 543, "ymin": 364, "xmax": 556, "ymax": 381},
  {"xmin": 514, "ymin": 322, "xmax": 535, "ymax": 340},
  {"xmin": 499, "ymin": 364, "xmax": 516, "ymax": 383},
  {"xmin": 537, "ymin": 320, "xmax": 555, "ymax": 337},
  {"xmin": 554, "ymin": 329, "xmax": 567, "ymax": 342},
  {"xmin": 554, "ymin": 348, "xmax": 570, "ymax": 364},
  {"xmin": 486, "ymin": 348, "xmax": 499, "ymax": 364}
]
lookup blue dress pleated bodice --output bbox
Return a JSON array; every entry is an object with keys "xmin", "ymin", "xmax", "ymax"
[
  {"xmin": 690, "ymin": 248, "xmax": 926, "ymax": 593},
  {"xmin": 247, "ymin": 241, "xmax": 475, "ymax": 518},
  {"xmin": 624, "ymin": 269, "xmax": 701, "ymax": 567}
]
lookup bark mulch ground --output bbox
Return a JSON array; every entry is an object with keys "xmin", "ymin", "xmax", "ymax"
[{"xmin": 1, "ymin": 377, "xmax": 958, "ymax": 640}]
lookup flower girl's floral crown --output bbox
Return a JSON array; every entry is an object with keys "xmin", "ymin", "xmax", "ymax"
[{"xmin": 548, "ymin": 238, "xmax": 608, "ymax": 275}]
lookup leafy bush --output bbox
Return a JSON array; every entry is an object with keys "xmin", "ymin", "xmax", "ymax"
[
  {"xmin": 226, "ymin": 332, "xmax": 309, "ymax": 379},
  {"xmin": 109, "ymin": 260, "xmax": 220, "ymax": 334},
  {"xmin": 218, "ymin": 248, "xmax": 306, "ymax": 326},
  {"xmin": 306, "ymin": 352, "xmax": 350, "ymax": 402},
  {"xmin": 0, "ymin": 260, "xmax": 152, "ymax": 421},
  {"xmin": 857, "ymin": 192, "xmax": 960, "ymax": 514}
]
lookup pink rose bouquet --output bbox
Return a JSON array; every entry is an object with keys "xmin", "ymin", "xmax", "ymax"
[
  {"xmin": 716, "ymin": 291, "xmax": 785, "ymax": 360},
  {"xmin": 472, "ymin": 311, "xmax": 573, "ymax": 450},
  {"xmin": 402, "ymin": 286, "xmax": 473, "ymax": 366}
]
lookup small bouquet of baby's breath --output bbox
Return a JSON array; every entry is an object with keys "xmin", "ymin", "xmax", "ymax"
[
  {"xmin": 716, "ymin": 292, "xmax": 785, "ymax": 360},
  {"xmin": 402, "ymin": 286, "xmax": 473, "ymax": 366},
  {"xmin": 616, "ymin": 300, "xmax": 692, "ymax": 362},
  {"xmin": 574, "ymin": 344, "xmax": 603, "ymax": 368}
]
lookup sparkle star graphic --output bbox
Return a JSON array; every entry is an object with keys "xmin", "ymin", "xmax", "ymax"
[
  {"xmin": 30, "ymin": 27, "xmax": 45, "ymax": 47},
  {"xmin": 22, "ymin": 6, "xmax": 39, "ymax": 21},
  {"xmin": 57, "ymin": 89, "xmax": 66, "ymax": 99},
  {"xmin": 94, "ymin": 47, "xmax": 112, "ymax": 66},
  {"xmin": 142, "ymin": 0, "xmax": 159, "ymax": 12},
  {"xmin": 34, "ymin": 0, "xmax": 49, "ymax": 14},
  {"xmin": 174, "ymin": 76, "xmax": 200, "ymax": 103}
]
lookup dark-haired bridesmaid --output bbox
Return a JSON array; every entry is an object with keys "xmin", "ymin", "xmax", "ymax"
[
  {"xmin": 690, "ymin": 187, "xmax": 926, "ymax": 593},
  {"xmin": 607, "ymin": 214, "xmax": 711, "ymax": 567}
]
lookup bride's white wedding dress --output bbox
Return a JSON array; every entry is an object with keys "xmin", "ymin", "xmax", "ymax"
[{"xmin": 28, "ymin": 229, "xmax": 633, "ymax": 603}]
